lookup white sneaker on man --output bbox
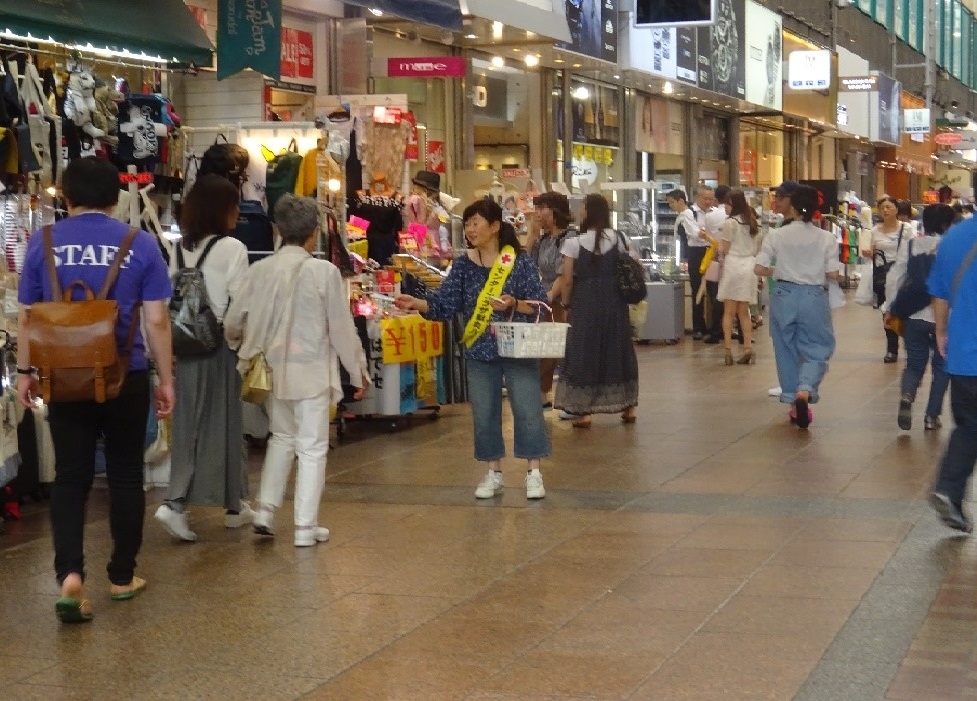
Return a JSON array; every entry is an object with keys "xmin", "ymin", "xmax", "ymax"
[
  {"xmin": 558, "ymin": 410, "xmax": 578, "ymax": 420},
  {"xmin": 767, "ymin": 386, "xmax": 782, "ymax": 397},
  {"xmin": 154, "ymin": 504, "xmax": 197, "ymax": 542},
  {"xmin": 224, "ymin": 502, "xmax": 255, "ymax": 528},
  {"xmin": 526, "ymin": 470, "xmax": 546, "ymax": 499},
  {"xmin": 475, "ymin": 470, "xmax": 504, "ymax": 499},
  {"xmin": 294, "ymin": 526, "xmax": 330, "ymax": 547}
]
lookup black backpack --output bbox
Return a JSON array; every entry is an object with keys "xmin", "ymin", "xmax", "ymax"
[
  {"xmin": 232, "ymin": 200, "xmax": 275, "ymax": 264},
  {"xmin": 169, "ymin": 237, "xmax": 222, "ymax": 357},
  {"xmin": 890, "ymin": 239, "xmax": 936, "ymax": 319}
]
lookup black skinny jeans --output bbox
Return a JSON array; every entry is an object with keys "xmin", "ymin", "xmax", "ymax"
[{"xmin": 48, "ymin": 371, "xmax": 150, "ymax": 586}]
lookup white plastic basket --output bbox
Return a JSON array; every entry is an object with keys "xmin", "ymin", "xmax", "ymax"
[{"xmin": 492, "ymin": 302, "xmax": 569, "ymax": 358}]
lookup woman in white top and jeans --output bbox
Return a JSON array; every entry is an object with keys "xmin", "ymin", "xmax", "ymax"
[
  {"xmin": 863, "ymin": 196, "xmax": 908, "ymax": 363},
  {"xmin": 755, "ymin": 185, "xmax": 841, "ymax": 429},
  {"xmin": 154, "ymin": 175, "xmax": 251, "ymax": 542},
  {"xmin": 225, "ymin": 195, "xmax": 368, "ymax": 547}
]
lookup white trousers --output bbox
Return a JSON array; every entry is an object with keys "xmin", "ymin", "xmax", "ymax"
[{"xmin": 257, "ymin": 392, "xmax": 330, "ymax": 528}]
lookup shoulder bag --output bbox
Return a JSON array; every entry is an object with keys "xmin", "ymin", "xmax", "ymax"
[{"xmin": 614, "ymin": 231, "xmax": 647, "ymax": 304}]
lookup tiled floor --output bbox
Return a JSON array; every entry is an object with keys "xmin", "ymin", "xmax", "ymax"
[{"xmin": 2, "ymin": 298, "xmax": 976, "ymax": 700}]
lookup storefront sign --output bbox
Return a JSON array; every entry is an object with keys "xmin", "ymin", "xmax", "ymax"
[
  {"xmin": 903, "ymin": 108, "xmax": 931, "ymax": 134},
  {"xmin": 837, "ymin": 104, "xmax": 848, "ymax": 126},
  {"xmin": 840, "ymin": 76, "xmax": 877, "ymax": 91},
  {"xmin": 387, "ymin": 57, "xmax": 466, "ymax": 78},
  {"xmin": 570, "ymin": 156, "xmax": 599, "ymax": 188},
  {"xmin": 788, "ymin": 50, "xmax": 831, "ymax": 90},
  {"xmin": 426, "ymin": 140, "xmax": 446, "ymax": 173},
  {"xmin": 280, "ymin": 27, "xmax": 313, "ymax": 81},
  {"xmin": 561, "ymin": 0, "xmax": 618, "ymax": 63},
  {"xmin": 743, "ymin": 0, "xmax": 782, "ymax": 110},
  {"xmin": 934, "ymin": 132, "xmax": 963, "ymax": 146},
  {"xmin": 217, "ymin": 0, "xmax": 282, "ymax": 81}
]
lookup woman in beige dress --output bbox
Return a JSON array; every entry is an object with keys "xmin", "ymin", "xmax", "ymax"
[{"xmin": 717, "ymin": 189, "xmax": 763, "ymax": 365}]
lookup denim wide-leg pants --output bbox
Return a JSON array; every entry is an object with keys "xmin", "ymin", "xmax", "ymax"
[
  {"xmin": 467, "ymin": 357, "xmax": 551, "ymax": 461},
  {"xmin": 770, "ymin": 281, "xmax": 836, "ymax": 404}
]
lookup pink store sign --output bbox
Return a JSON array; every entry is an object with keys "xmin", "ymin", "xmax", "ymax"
[{"xmin": 387, "ymin": 57, "xmax": 466, "ymax": 78}]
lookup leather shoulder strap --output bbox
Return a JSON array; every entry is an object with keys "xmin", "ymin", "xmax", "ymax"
[
  {"xmin": 97, "ymin": 227, "xmax": 138, "ymax": 300},
  {"xmin": 42, "ymin": 225, "xmax": 61, "ymax": 301}
]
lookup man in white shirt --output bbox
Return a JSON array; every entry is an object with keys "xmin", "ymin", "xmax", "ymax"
[
  {"xmin": 702, "ymin": 184, "xmax": 730, "ymax": 344},
  {"xmin": 687, "ymin": 186, "xmax": 715, "ymax": 339}
]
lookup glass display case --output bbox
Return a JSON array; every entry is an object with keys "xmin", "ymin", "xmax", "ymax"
[{"xmin": 601, "ymin": 181, "xmax": 684, "ymax": 282}]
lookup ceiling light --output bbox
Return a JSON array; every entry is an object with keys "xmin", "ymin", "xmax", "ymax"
[
  {"xmin": 613, "ymin": 74, "xmax": 620, "ymax": 79},
  {"xmin": 572, "ymin": 63, "xmax": 582, "ymax": 68},
  {"xmin": 572, "ymin": 86, "xmax": 591, "ymax": 100},
  {"xmin": 368, "ymin": 7, "xmax": 383, "ymax": 16},
  {"xmin": 663, "ymin": 81, "xmax": 674, "ymax": 95},
  {"xmin": 491, "ymin": 56, "xmax": 505, "ymax": 68},
  {"xmin": 492, "ymin": 21, "xmax": 504, "ymax": 40},
  {"xmin": 464, "ymin": 33, "xmax": 478, "ymax": 39},
  {"xmin": 524, "ymin": 54, "xmax": 540, "ymax": 68},
  {"xmin": 554, "ymin": 58, "xmax": 565, "ymax": 64}
]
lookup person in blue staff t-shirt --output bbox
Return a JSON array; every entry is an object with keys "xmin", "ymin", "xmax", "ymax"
[{"xmin": 16, "ymin": 157, "xmax": 175, "ymax": 623}]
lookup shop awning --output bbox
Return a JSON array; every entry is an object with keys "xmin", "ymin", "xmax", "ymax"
[
  {"xmin": 343, "ymin": 0, "xmax": 463, "ymax": 31},
  {"xmin": 0, "ymin": 0, "xmax": 213, "ymax": 64},
  {"xmin": 460, "ymin": 0, "xmax": 571, "ymax": 43}
]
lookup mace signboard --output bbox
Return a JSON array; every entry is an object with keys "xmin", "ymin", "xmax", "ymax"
[
  {"xmin": 903, "ymin": 108, "xmax": 931, "ymax": 134},
  {"xmin": 788, "ymin": 50, "xmax": 832, "ymax": 90},
  {"xmin": 387, "ymin": 57, "xmax": 466, "ymax": 78}
]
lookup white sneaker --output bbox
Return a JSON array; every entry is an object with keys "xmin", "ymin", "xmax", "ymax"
[
  {"xmin": 475, "ymin": 470, "xmax": 504, "ymax": 499},
  {"xmin": 767, "ymin": 386, "xmax": 782, "ymax": 397},
  {"xmin": 558, "ymin": 410, "xmax": 578, "ymax": 420},
  {"xmin": 224, "ymin": 502, "xmax": 254, "ymax": 528},
  {"xmin": 294, "ymin": 526, "xmax": 330, "ymax": 547},
  {"xmin": 154, "ymin": 504, "xmax": 197, "ymax": 542},
  {"xmin": 526, "ymin": 470, "xmax": 546, "ymax": 499},
  {"xmin": 252, "ymin": 505, "xmax": 275, "ymax": 537}
]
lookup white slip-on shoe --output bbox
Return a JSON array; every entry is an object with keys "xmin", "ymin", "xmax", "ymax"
[
  {"xmin": 252, "ymin": 504, "xmax": 275, "ymax": 537},
  {"xmin": 767, "ymin": 386, "xmax": 782, "ymax": 397},
  {"xmin": 224, "ymin": 502, "xmax": 255, "ymax": 528},
  {"xmin": 154, "ymin": 504, "xmax": 197, "ymax": 542},
  {"xmin": 475, "ymin": 470, "xmax": 504, "ymax": 499},
  {"xmin": 294, "ymin": 526, "xmax": 330, "ymax": 547},
  {"xmin": 526, "ymin": 470, "xmax": 546, "ymax": 499}
]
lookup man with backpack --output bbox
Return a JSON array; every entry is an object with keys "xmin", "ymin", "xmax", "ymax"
[
  {"xmin": 927, "ymin": 205, "xmax": 977, "ymax": 533},
  {"xmin": 16, "ymin": 157, "xmax": 174, "ymax": 622}
]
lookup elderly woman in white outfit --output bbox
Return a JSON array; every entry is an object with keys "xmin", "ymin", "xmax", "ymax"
[{"xmin": 225, "ymin": 195, "xmax": 369, "ymax": 547}]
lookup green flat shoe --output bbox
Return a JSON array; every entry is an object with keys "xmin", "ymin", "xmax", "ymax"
[{"xmin": 55, "ymin": 597, "xmax": 93, "ymax": 623}]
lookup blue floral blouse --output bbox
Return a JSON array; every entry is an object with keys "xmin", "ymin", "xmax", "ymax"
[{"xmin": 424, "ymin": 253, "xmax": 547, "ymax": 361}]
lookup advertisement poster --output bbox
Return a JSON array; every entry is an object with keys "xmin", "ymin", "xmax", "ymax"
[
  {"xmin": 744, "ymin": 0, "xmax": 781, "ymax": 109},
  {"xmin": 562, "ymin": 0, "xmax": 618, "ymax": 62},
  {"xmin": 676, "ymin": 27, "xmax": 698, "ymax": 84},
  {"xmin": 280, "ymin": 27, "xmax": 314, "ymax": 81},
  {"xmin": 569, "ymin": 82, "xmax": 620, "ymax": 146},
  {"xmin": 426, "ymin": 140, "xmax": 446, "ymax": 173},
  {"xmin": 403, "ymin": 112, "xmax": 419, "ymax": 161},
  {"xmin": 628, "ymin": 25, "xmax": 696, "ymax": 84},
  {"xmin": 635, "ymin": 95, "xmax": 685, "ymax": 155},
  {"xmin": 696, "ymin": 0, "xmax": 745, "ymax": 99},
  {"xmin": 876, "ymin": 72, "xmax": 901, "ymax": 145}
]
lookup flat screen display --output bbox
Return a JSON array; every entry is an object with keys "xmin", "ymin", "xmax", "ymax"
[{"xmin": 635, "ymin": 0, "xmax": 715, "ymax": 27}]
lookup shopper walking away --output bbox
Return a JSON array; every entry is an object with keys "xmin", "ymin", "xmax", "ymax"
[
  {"xmin": 927, "ymin": 211, "xmax": 977, "ymax": 533},
  {"xmin": 225, "ymin": 195, "xmax": 369, "ymax": 546},
  {"xmin": 395, "ymin": 198, "xmax": 551, "ymax": 499},
  {"xmin": 687, "ymin": 186, "xmax": 715, "ymax": 340},
  {"xmin": 154, "ymin": 175, "xmax": 252, "ymax": 542},
  {"xmin": 754, "ymin": 185, "xmax": 840, "ymax": 429},
  {"xmin": 883, "ymin": 203, "xmax": 955, "ymax": 431},
  {"xmin": 717, "ymin": 188, "xmax": 763, "ymax": 365},
  {"xmin": 555, "ymin": 193, "xmax": 640, "ymax": 428},
  {"xmin": 16, "ymin": 157, "xmax": 175, "ymax": 622},
  {"xmin": 765, "ymin": 181, "xmax": 800, "ymax": 398},
  {"xmin": 863, "ymin": 196, "xmax": 908, "ymax": 363}
]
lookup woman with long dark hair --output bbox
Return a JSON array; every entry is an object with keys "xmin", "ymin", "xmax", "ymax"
[
  {"xmin": 717, "ymin": 189, "xmax": 763, "ymax": 365},
  {"xmin": 154, "ymin": 174, "xmax": 252, "ymax": 542},
  {"xmin": 395, "ymin": 199, "xmax": 551, "ymax": 500},
  {"xmin": 755, "ymin": 185, "xmax": 840, "ymax": 429},
  {"xmin": 555, "ymin": 193, "xmax": 640, "ymax": 428}
]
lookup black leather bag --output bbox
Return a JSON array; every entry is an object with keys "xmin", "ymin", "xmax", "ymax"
[{"xmin": 614, "ymin": 232, "xmax": 648, "ymax": 304}]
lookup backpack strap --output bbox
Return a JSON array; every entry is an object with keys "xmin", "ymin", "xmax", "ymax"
[
  {"xmin": 194, "ymin": 236, "xmax": 222, "ymax": 269},
  {"xmin": 97, "ymin": 227, "xmax": 138, "ymax": 300},
  {"xmin": 42, "ymin": 225, "xmax": 61, "ymax": 301}
]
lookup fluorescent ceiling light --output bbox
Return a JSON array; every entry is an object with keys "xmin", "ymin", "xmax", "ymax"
[
  {"xmin": 369, "ymin": 8, "xmax": 384, "ymax": 16},
  {"xmin": 491, "ymin": 55, "xmax": 505, "ymax": 68},
  {"xmin": 524, "ymin": 54, "xmax": 540, "ymax": 67},
  {"xmin": 572, "ymin": 86, "xmax": 590, "ymax": 100}
]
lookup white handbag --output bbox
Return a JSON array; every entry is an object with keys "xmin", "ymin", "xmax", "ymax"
[{"xmin": 854, "ymin": 263, "xmax": 875, "ymax": 306}]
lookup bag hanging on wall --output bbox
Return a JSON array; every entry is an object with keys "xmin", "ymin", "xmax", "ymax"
[
  {"xmin": 614, "ymin": 231, "xmax": 647, "ymax": 304},
  {"xmin": 265, "ymin": 138, "xmax": 303, "ymax": 221}
]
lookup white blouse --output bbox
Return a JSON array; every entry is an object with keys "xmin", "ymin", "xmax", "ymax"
[{"xmin": 755, "ymin": 220, "xmax": 840, "ymax": 285}]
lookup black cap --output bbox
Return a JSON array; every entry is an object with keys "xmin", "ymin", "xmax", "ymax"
[{"xmin": 775, "ymin": 181, "xmax": 800, "ymax": 197}]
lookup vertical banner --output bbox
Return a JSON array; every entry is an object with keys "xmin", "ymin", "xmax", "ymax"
[{"xmin": 217, "ymin": 0, "xmax": 282, "ymax": 80}]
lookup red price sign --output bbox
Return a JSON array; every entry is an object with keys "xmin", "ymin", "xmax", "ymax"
[
  {"xmin": 404, "ymin": 111, "xmax": 419, "ymax": 161},
  {"xmin": 281, "ymin": 28, "xmax": 314, "ymax": 80},
  {"xmin": 119, "ymin": 173, "xmax": 154, "ymax": 184},
  {"xmin": 426, "ymin": 140, "xmax": 446, "ymax": 173}
]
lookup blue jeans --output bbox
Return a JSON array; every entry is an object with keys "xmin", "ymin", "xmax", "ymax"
[
  {"xmin": 770, "ymin": 282, "xmax": 836, "ymax": 404},
  {"xmin": 467, "ymin": 357, "xmax": 552, "ymax": 462},
  {"xmin": 901, "ymin": 318, "xmax": 949, "ymax": 418},
  {"xmin": 934, "ymin": 375, "xmax": 977, "ymax": 505}
]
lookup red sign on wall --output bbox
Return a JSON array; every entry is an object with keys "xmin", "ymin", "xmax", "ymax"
[
  {"xmin": 426, "ymin": 140, "xmax": 446, "ymax": 173},
  {"xmin": 281, "ymin": 28, "xmax": 314, "ymax": 80},
  {"xmin": 404, "ymin": 112, "xmax": 419, "ymax": 161},
  {"xmin": 387, "ymin": 57, "xmax": 466, "ymax": 78}
]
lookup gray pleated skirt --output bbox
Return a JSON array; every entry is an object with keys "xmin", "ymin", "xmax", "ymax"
[{"xmin": 166, "ymin": 341, "xmax": 247, "ymax": 510}]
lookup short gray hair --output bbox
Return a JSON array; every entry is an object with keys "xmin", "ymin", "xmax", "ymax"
[{"xmin": 274, "ymin": 194, "xmax": 319, "ymax": 245}]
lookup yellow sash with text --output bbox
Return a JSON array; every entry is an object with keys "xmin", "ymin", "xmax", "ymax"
[{"xmin": 462, "ymin": 245, "xmax": 516, "ymax": 348}]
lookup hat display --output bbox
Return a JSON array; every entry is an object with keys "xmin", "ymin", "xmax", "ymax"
[
  {"xmin": 774, "ymin": 181, "xmax": 800, "ymax": 197},
  {"xmin": 412, "ymin": 170, "xmax": 441, "ymax": 192}
]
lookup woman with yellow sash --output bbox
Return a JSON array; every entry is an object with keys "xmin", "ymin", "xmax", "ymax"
[{"xmin": 395, "ymin": 199, "xmax": 551, "ymax": 500}]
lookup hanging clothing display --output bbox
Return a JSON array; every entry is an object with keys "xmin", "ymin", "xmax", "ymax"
[
  {"xmin": 349, "ymin": 190, "xmax": 403, "ymax": 265},
  {"xmin": 362, "ymin": 120, "xmax": 411, "ymax": 190}
]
